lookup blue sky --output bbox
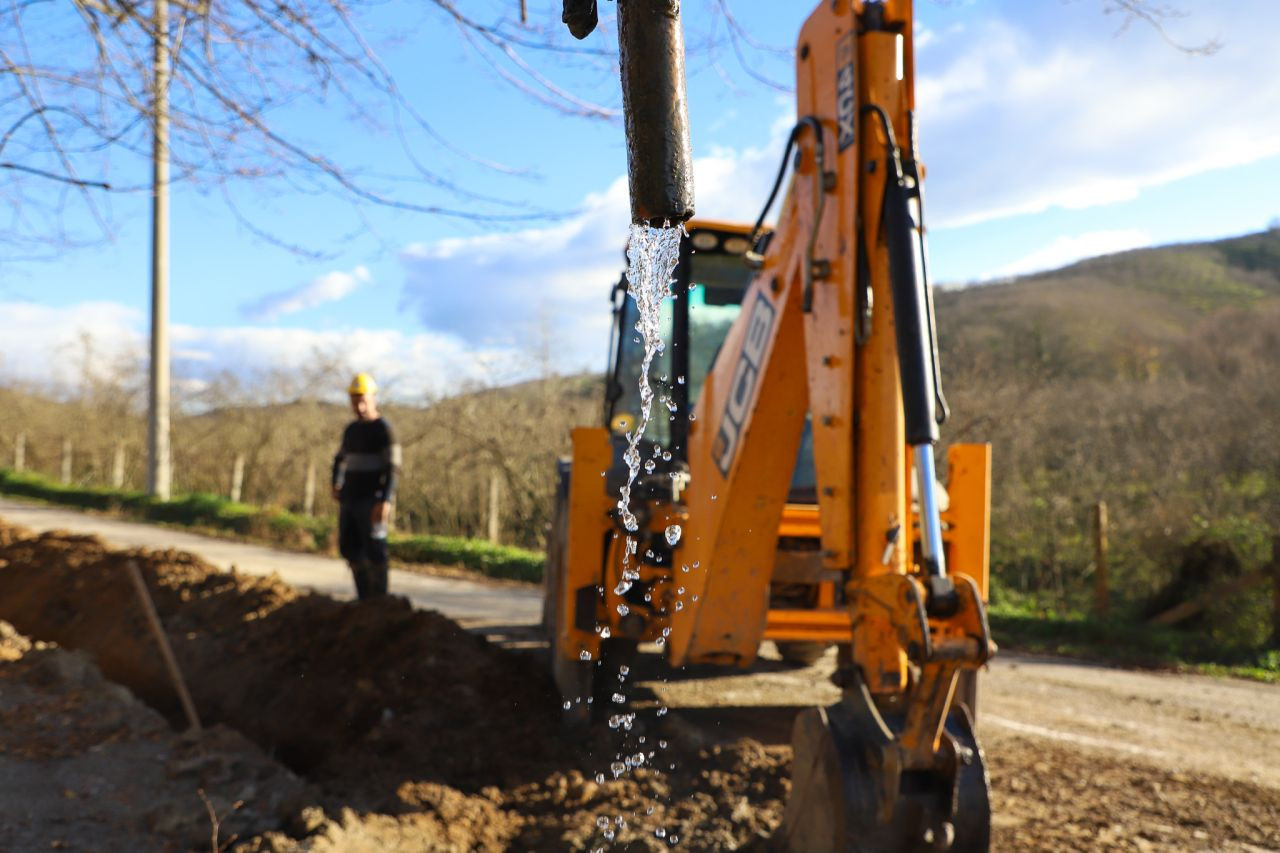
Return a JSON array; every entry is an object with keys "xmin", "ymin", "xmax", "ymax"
[{"xmin": 2, "ymin": 0, "xmax": 1278, "ymax": 400}]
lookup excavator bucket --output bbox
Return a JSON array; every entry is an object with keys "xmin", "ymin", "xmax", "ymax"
[{"xmin": 778, "ymin": 682, "xmax": 991, "ymax": 852}]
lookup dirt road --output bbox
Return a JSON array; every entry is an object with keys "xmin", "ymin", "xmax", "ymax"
[
  {"xmin": 644, "ymin": 645, "xmax": 1280, "ymax": 790},
  {"xmin": 0, "ymin": 497, "xmax": 541, "ymax": 628},
  {"xmin": 0, "ymin": 502, "xmax": 1277, "ymax": 850}
]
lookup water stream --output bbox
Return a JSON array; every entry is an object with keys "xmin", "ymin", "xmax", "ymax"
[{"xmin": 594, "ymin": 222, "xmax": 684, "ymax": 850}]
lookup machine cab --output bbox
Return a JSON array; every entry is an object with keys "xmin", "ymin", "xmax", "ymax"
[{"xmin": 603, "ymin": 221, "xmax": 817, "ymax": 501}]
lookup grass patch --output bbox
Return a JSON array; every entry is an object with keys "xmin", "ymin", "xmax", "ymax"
[
  {"xmin": 0, "ymin": 468, "xmax": 545, "ymax": 582},
  {"xmin": 389, "ymin": 535, "xmax": 543, "ymax": 583},
  {"xmin": 990, "ymin": 603, "xmax": 1280, "ymax": 683}
]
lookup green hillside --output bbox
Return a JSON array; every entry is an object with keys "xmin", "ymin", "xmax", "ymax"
[{"xmin": 937, "ymin": 228, "xmax": 1280, "ymax": 655}]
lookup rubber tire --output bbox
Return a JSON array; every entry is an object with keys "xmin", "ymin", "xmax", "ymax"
[{"xmin": 777, "ymin": 641, "xmax": 829, "ymax": 666}]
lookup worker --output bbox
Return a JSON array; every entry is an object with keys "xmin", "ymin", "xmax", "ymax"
[{"xmin": 331, "ymin": 372, "xmax": 401, "ymax": 600}]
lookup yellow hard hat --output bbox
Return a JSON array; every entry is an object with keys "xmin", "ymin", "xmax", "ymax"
[{"xmin": 348, "ymin": 373, "xmax": 377, "ymax": 395}]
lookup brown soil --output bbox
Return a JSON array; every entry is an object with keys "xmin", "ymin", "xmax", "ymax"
[{"xmin": 0, "ymin": 519, "xmax": 1277, "ymax": 851}]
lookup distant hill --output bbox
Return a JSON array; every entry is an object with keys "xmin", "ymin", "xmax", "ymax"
[{"xmin": 935, "ymin": 228, "xmax": 1280, "ymax": 630}]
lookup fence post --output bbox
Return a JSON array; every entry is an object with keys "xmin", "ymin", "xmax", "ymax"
[
  {"xmin": 13, "ymin": 432, "xmax": 25, "ymax": 472},
  {"xmin": 1093, "ymin": 501, "xmax": 1109, "ymax": 618},
  {"xmin": 60, "ymin": 439, "xmax": 73, "ymax": 485},
  {"xmin": 1271, "ymin": 535, "xmax": 1280, "ymax": 649},
  {"xmin": 487, "ymin": 470, "xmax": 501, "ymax": 544},
  {"xmin": 303, "ymin": 460, "xmax": 316, "ymax": 517},
  {"xmin": 229, "ymin": 453, "xmax": 245, "ymax": 503},
  {"xmin": 111, "ymin": 444, "xmax": 126, "ymax": 490}
]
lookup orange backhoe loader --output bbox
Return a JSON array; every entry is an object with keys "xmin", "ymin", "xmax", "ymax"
[{"xmin": 549, "ymin": 1, "xmax": 995, "ymax": 848}]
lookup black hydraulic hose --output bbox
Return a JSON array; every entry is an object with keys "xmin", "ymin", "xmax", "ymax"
[
  {"xmin": 745, "ymin": 116, "xmax": 827, "ymax": 312},
  {"xmin": 906, "ymin": 112, "xmax": 950, "ymax": 426},
  {"xmin": 862, "ymin": 103, "xmax": 939, "ymax": 446}
]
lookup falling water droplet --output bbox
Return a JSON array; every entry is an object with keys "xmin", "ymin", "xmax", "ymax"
[
  {"xmin": 580, "ymin": 650, "xmax": 592, "ymax": 661},
  {"xmin": 665, "ymin": 524, "xmax": 682, "ymax": 546}
]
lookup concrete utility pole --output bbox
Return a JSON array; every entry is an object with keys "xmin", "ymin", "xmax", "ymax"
[{"xmin": 147, "ymin": 0, "xmax": 172, "ymax": 500}]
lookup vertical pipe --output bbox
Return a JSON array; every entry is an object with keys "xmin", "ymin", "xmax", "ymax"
[
  {"xmin": 148, "ymin": 0, "xmax": 172, "ymax": 501},
  {"xmin": 616, "ymin": 0, "xmax": 695, "ymax": 225}
]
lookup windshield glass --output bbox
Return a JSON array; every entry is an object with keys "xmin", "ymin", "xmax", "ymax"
[
  {"xmin": 608, "ymin": 237, "xmax": 816, "ymax": 500},
  {"xmin": 609, "ymin": 248, "xmax": 752, "ymax": 447},
  {"xmin": 612, "ymin": 296, "xmax": 675, "ymax": 445}
]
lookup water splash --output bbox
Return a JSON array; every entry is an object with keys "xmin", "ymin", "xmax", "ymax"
[{"xmin": 616, "ymin": 223, "xmax": 683, "ymax": 534}]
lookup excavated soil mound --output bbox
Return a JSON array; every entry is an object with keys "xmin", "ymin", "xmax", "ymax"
[
  {"xmin": 0, "ymin": 620, "xmax": 305, "ymax": 850},
  {"xmin": 0, "ymin": 524, "xmax": 571, "ymax": 798}
]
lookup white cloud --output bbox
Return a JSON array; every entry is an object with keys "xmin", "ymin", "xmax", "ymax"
[
  {"xmin": 0, "ymin": 301, "xmax": 143, "ymax": 390},
  {"xmin": 0, "ymin": 300, "xmax": 530, "ymax": 401},
  {"xmin": 397, "ymin": 127, "xmax": 788, "ymax": 369},
  {"xmin": 239, "ymin": 266, "xmax": 372, "ymax": 322},
  {"xmin": 981, "ymin": 229, "xmax": 1152, "ymax": 281},
  {"xmin": 915, "ymin": 1, "xmax": 1280, "ymax": 228}
]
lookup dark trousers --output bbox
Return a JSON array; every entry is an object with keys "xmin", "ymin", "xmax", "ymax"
[{"xmin": 338, "ymin": 497, "xmax": 389, "ymax": 600}]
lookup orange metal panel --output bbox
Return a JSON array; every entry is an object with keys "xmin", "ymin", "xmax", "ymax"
[
  {"xmin": 778, "ymin": 504, "xmax": 821, "ymax": 539},
  {"xmin": 557, "ymin": 427, "xmax": 614, "ymax": 665},
  {"xmin": 765, "ymin": 609, "xmax": 852, "ymax": 643},
  {"xmin": 795, "ymin": 2, "xmax": 858, "ymax": 573},
  {"xmin": 669, "ymin": 264, "xmax": 811, "ymax": 667},
  {"xmin": 943, "ymin": 443, "xmax": 992, "ymax": 602},
  {"xmin": 849, "ymin": 19, "xmax": 911, "ymax": 694}
]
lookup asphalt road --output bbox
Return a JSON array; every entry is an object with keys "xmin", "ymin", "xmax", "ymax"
[{"xmin": 0, "ymin": 497, "xmax": 542, "ymax": 629}]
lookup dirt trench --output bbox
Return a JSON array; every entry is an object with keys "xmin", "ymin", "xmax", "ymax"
[
  {"xmin": 0, "ymin": 522, "xmax": 789, "ymax": 850},
  {"xmin": 0, "ymin": 519, "xmax": 1278, "ymax": 851}
]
